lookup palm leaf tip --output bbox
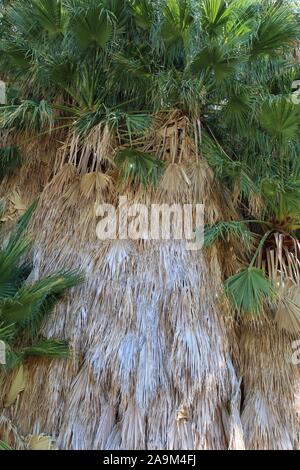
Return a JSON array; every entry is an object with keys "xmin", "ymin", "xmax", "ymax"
[
  {"xmin": 24, "ymin": 339, "xmax": 70, "ymax": 359},
  {"xmin": 43, "ymin": 270, "xmax": 85, "ymax": 295},
  {"xmin": 0, "ymin": 270, "xmax": 84, "ymax": 327},
  {"xmin": 204, "ymin": 221, "xmax": 252, "ymax": 247},
  {"xmin": 0, "ymin": 440, "xmax": 12, "ymax": 450},
  {"xmin": 8, "ymin": 201, "xmax": 38, "ymax": 246}
]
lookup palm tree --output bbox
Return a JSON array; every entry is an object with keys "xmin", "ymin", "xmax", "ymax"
[{"xmin": 0, "ymin": 0, "xmax": 299, "ymax": 450}]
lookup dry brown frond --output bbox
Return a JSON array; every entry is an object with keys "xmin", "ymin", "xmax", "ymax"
[
  {"xmin": 187, "ymin": 158, "xmax": 213, "ymax": 203},
  {"xmin": 257, "ymin": 233, "xmax": 300, "ymax": 334},
  {"xmin": 80, "ymin": 171, "xmax": 113, "ymax": 202},
  {"xmin": 55, "ymin": 124, "xmax": 115, "ymax": 175},
  {"xmin": 275, "ymin": 288, "xmax": 300, "ymax": 335},
  {"xmin": 0, "ymin": 415, "xmax": 27, "ymax": 450},
  {"xmin": 239, "ymin": 324, "xmax": 299, "ymax": 449},
  {"xmin": 62, "ymin": 177, "xmax": 81, "ymax": 208},
  {"xmin": 158, "ymin": 163, "xmax": 190, "ymax": 203},
  {"xmin": 42, "ymin": 164, "xmax": 77, "ymax": 204}
]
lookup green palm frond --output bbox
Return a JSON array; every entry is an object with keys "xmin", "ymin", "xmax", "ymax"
[
  {"xmin": 222, "ymin": 92, "xmax": 255, "ymax": 134},
  {"xmin": 225, "ymin": 267, "xmax": 275, "ymax": 316},
  {"xmin": 116, "ymin": 148, "xmax": 164, "ymax": 187},
  {"xmin": 160, "ymin": 0, "xmax": 193, "ymax": 60},
  {"xmin": 130, "ymin": 0, "xmax": 154, "ymax": 31},
  {"xmin": 201, "ymin": 0, "xmax": 230, "ymax": 36},
  {"xmin": 262, "ymin": 176, "xmax": 300, "ymax": 222},
  {"xmin": 23, "ymin": 339, "xmax": 70, "ymax": 359},
  {"xmin": 3, "ymin": 348, "xmax": 24, "ymax": 370},
  {"xmin": 0, "ymin": 237, "xmax": 31, "ymax": 298},
  {"xmin": 113, "ymin": 50, "xmax": 152, "ymax": 84},
  {"xmin": 74, "ymin": 107, "xmax": 105, "ymax": 136},
  {"xmin": 0, "ymin": 100, "xmax": 54, "ymax": 132},
  {"xmin": 7, "ymin": 201, "xmax": 37, "ymax": 247},
  {"xmin": 30, "ymin": 0, "xmax": 69, "ymax": 37},
  {"xmin": 259, "ymin": 97, "xmax": 299, "ymax": 141},
  {"xmin": 0, "ymin": 42, "xmax": 32, "ymax": 70},
  {"xmin": 6, "ymin": 1, "xmax": 40, "ymax": 39},
  {"xmin": 69, "ymin": 1, "xmax": 115, "ymax": 50},
  {"xmin": 0, "ymin": 440, "xmax": 12, "ymax": 450},
  {"xmin": 0, "ymin": 206, "xmax": 83, "ymax": 371},
  {"xmin": 43, "ymin": 58, "xmax": 76, "ymax": 89},
  {"xmin": 0, "ymin": 203, "xmax": 36, "ymax": 298},
  {"xmin": 106, "ymin": 111, "xmax": 152, "ymax": 137},
  {"xmin": 0, "ymin": 323, "xmax": 15, "ymax": 343},
  {"xmin": 122, "ymin": 113, "xmax": 152, "ymax": 140},
  {"xmin": 0, "ymin": 271, "xmax": 83, "ymax": 327},
  {"xmin": 125, "ymin": 113, "xmax": 152, "ymax": 133},
  {"xmin": 201, "ymin": 133, "xmax": 243, "ymax": 181},
  {"xmin": 251, "ymin": 6, "xmax": 299, "ymax": 57},
  {"xmin": 190, "ymin": 44, "xmax": 236, "ymax": 82}
]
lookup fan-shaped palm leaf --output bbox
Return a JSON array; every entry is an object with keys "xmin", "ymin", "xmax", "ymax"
[
  {"xmin": 69, "ymin": 1, "xmax": 115, "ymax": 49},
  {"xmin": 259, "ymin": 97, "xmax": 299, "ymax": 141},
  {"xmin": 201, "ymin": 0, "xmax": 230, "ymax": 36},
  {"xmin": 251, "ymin": 6, "xmax": 299, "ymax": 57},
  {"xmin": 225, "ymin": 267, "xmax": 275, "ymax": 316},
  {"xmin": 190, "ymin": 44, "xmax": 236, "ymax": 82}
]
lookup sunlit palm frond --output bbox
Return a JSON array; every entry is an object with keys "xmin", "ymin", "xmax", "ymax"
[{"xmin": 201, "ymin": 0, "xmax": 230, "ymax": 36}]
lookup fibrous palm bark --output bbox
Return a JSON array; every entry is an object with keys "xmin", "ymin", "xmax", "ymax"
[
  {"xmin": 0, "ymin": 115, "xmax": 246, "ymax": 450},
  {"xmin": 1, "ymin": 117, "xmax": 300, "ymax": 451}
]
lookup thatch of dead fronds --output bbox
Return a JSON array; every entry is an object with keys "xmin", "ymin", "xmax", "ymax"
[
  {"xmin": 0, "ymin": 111, "xmax": 248, "ymax": 450},
  {"xmin": 2, "ymin": 110, "xmax": 300, "ymax": 451}
]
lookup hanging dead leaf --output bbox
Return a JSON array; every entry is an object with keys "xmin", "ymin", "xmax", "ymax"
[{"xmin": 5, "ymin": 364, "xmax": 26, "ymax": 407}]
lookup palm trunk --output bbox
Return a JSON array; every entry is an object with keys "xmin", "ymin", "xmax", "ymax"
[{"xmin": 1, "ymin": 116, "xmax": 300, "ymax": 450}]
